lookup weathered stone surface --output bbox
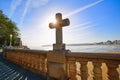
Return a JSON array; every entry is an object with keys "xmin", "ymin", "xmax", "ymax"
[
  {"xmin": 48, "ymin": 63, "xmax": 66, "ymax": 79},
  {"xmin": 53, "ymin": 44, "xmax": 66, "ymax": 51},
  {"xmin": 47, "ymin": 52, "xmax": 67, "ymax": 79},
  {"xmin": 47, "ymin": 52, "xmax": 66, "ymax": 63}
]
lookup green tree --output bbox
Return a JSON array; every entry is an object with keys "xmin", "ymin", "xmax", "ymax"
[{"xmin": 0, "ymin": 10, "xmax": 19, "ymax": 47}]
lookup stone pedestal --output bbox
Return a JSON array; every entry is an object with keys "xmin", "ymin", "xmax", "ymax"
[
  {"xmin": 53, "ymin": 44, "xmax": 65, "ymax": 51},
  {"xmin": 47, "ymin": 52, "xmax": 67, "ymax": 80}
]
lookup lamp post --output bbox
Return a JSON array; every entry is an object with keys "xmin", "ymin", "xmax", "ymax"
[{"xmin": 10, "ymin": 34, "xmax": 12, "ymax": 47}]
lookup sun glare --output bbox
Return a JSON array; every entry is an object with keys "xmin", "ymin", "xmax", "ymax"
[
  {"xmin": 44, "ymin": 15, "xmax": 57, "ymax": 26},
  {"xmin": 51, "ymin": 19, "xmax": 57, "ymax": 24}
]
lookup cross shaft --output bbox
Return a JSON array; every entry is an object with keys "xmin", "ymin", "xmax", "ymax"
[{"xmin": 49, "ymin": 13, "xmax": 70, "ymax": 51}]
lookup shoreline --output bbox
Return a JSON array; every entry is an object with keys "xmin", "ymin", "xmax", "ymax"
[
  {"xmin": 67, "ymin": 44, "xmax": 120, "ymax": 46},
  {"xmin": 42, "ymin": 44, "xmax": 120, "ymax": 47}
]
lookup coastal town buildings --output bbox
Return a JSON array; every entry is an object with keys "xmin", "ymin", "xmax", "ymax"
[{"xmin": 96, "ymin": 40, "xmax": 120, "ymax": 45}]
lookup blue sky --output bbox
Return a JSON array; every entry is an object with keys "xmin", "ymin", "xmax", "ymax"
[{"xmin": 0, "ymin": 0, "xmax": 120, "ymax": 49}]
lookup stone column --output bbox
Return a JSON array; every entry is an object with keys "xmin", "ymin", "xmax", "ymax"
[{"xmin": 56, "ymin": 27, "xmax": 63, "ymax": 44}]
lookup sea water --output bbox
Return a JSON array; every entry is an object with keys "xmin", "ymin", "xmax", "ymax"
[{"xmin": 32, "ymin": 45, "xmax": 120, "ymax": 52}]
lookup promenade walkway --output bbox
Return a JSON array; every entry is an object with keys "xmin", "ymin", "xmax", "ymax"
[{"xmin": 0, "ymin": 52, "xmax": 44, "ymax": 80}]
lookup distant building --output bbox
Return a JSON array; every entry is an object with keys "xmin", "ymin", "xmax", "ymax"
[
  {"xmin": 15, "ymin": 38, "xmax": 22, "ymax": 47},
  {"xmin": 113, "ymin": 40, "xmax": 117, "ymax": 45},
  {"xmin": 113, "ymin": 40, "xmax": 120, "ymax": 45},
  {"xmin": 96, "ymin": 42, "xmax": 104, "ymax": 45},
  {"xmin": 14, "ymin": 38, "xmax": 29, "ymax": 49},
  {"xmin": 105, "ymin": 40, "xmax": 113, "ymax": 45},
  {"xmin": 117, "ymin": 40, "xmax": 120, "ymax": 45},
  {"xmin": 95, "ymin": 40, "xmax": 120, "ymax": 45}
]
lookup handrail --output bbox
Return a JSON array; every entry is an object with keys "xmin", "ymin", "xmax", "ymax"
[{"xmin": 66, "ymin": 52, "xmax": 120, "ymax": 61}]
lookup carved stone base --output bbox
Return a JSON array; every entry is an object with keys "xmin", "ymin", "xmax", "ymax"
[
  {"xmin": 53, "ymin": 44, "xmax": 65, "ymax": 51},
  {"xmin": 47, "ymin": 52, "xmax": 67, "ymax": 80}
]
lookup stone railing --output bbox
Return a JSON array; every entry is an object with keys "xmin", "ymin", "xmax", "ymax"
[
  {"xmin": 3, "ymin": 49, "xmax": 120, "ymax": 80},
  {"xmin": 66, "ymin": 52, "xmax": 120, "ymax": 80},
  {"xmin": 3, "ymin": 49, "xmax": 48, "ymax": 78}
]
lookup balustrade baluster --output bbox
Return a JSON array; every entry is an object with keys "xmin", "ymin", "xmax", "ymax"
[
  {"xmin": 21, "ymin": 54, "xmax": 23, "ymax": 65},
  {"xmin": 68, "ymin": 60, "xmax": 77, "ymax": 80},
  {"xmin": 29, "ymin": 54, "xmax": 32, "ymax": 67},
  {"xmin": 36, "ymin": 59, "xmax": 40, "ymax": 70},
  {"xmin": 24, "ymin": 54, "xmax": 27, "ymax": 66},
  {"xmin": 31, "ymin": 55, "xmax": 34, "ymax": 68},
  {"xmin": 41, "ymin": 57, "xmax": 46, "ymax": 72},
  {"xmin": 39, "ymin": 56, "xmax": 42, "ymax": 70},
  {"xmin": 93, "ymin": 62, "xmax": 102, "ymax": 80},
  {"xmin": 80, "ymin": 61, "xmax": 88, "ymax": 80},
  {"xmin": 106, "ymin": 62, "xmax": 119, "ymax": 80},
  {"xmin": 26, "ymin": 54, "xmax": 29, "ymax": 67},
  {"xmin": 35, "ymin": 56, "xmax": 38, "ymax": 69},
  {"xmin": 23, "ymin": 54, "xmax": 25, "ymax": 66}
]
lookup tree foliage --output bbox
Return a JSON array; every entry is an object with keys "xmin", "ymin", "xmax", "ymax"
[{"xmin": 0, "ymin": 10, "xmax": 19, "ymax": 47}]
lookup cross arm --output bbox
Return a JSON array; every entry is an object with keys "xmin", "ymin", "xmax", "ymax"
[
  {"xmin": 49, "ymin": 18, "xmax": 70, "ymax": 29},
  {"xmin": 62, "ymin": 18, "xmax": 70, "ymax": 27},
  {"xmin": 49, "ymin": 23, "xmax": 55, "ymax": 29}
]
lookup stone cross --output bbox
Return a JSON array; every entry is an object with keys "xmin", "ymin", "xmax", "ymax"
[{"xmin": 49, "ymin": 13, "xmax": 70, "ymax": 51}]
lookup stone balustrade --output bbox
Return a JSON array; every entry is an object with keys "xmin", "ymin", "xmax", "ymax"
[
  {"xmin": 66, "ymin": 52, "xmax": 120, "ymax": 80},
  {"xmin": 3, "ymin": 49, "xmax": 48, "ymax": 78},
  {"xmin": 3, "ymin": 49, "xmax": 120, "ymax": 80}
]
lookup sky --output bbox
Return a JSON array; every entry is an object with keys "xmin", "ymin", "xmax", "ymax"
[{"xmin": 0, "ymin": 0, "xmax": 120, "ymax": 49}]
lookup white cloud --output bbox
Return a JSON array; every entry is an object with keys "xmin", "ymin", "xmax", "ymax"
[
  {"xmin": 20, "ymin": 0, "xmax": 49, "ymax": 25},
  {"xmin": 20, "ymin": 0, "xmax": 31, "ymax": 25},
  {"xmin": 65, "ymin": 0, "xmax": 104, "ymax": 17},
  {"xmin": 9, "ymin": 0, "xmax": 22, "ymax": 18},
  {"xmin": 31, "ymin": 0, "xmax": 49, "ymax": 8}
]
